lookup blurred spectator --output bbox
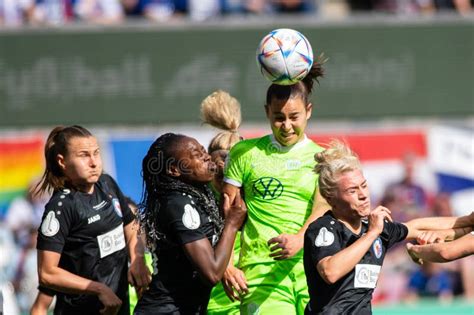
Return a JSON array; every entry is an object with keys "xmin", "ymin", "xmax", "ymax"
[
  {"xmin": 5, "ymin": 180, "xmax": 48, "ymax": 246},
  {"xmin": 11, "ymin": 227, "xmax": 39, "ymax": 313},
  {"xmin": 74, "ymin": 0, "xmax": 123, "ymax": 24},
  {"xmin": 0, "ymin": 0, "xmax": 34, "ymax": 26},
  {"xmin": 122, "ymin": 0, "xmax": 175, "ymax": 21},
  {"xmin": 0, "ymin": 223, "xmax": 20, "ymax": 315},
  {"xmin": 188, "ymin": 0, "xmax": 219, "ymax": 20},
  {"xmin": 405, "ymin": 262, "xmax": 456, "ymax": 303},
  {"xmin": 30, "ymin": 0, "xmax": 72, "ymax": 25},
  {"xmin": 271, "ymin": 0, "xmax": 316, "ymax": 12},
  {"xmin": 380, "ymin": 152, "xmax": 430, "ymax": 222}
]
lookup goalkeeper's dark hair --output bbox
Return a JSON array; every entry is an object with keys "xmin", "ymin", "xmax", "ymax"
[
  {"xmin": 140, "ymin": 133, "xmax": 224, "ymax": 250},
  {"xmin": 265, "ymin": 54, "xmax": 327, "ymax": 106}
]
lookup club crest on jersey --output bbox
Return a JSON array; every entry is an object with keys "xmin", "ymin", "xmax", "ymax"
[
  {"xmin": 182, "ymin": 204, "xmax": 201, "ymax": 230},
  {"xmin": 41, "ymin": 211, "xmax": 60, "ymax": 237},
  {"xmin": 315, "ymin": 227, "xmax": 334, "ymax": 247},
  {"xmin": 252, "ymin": 177, "xmax": 283, "ymax": 200},
  {"xmin": 372, "ymin": 237, "xmax": 383, "ymax": 259},
  {"xmin": 112, "ymin": 198, "xmax": 122, "ymax": 217}
]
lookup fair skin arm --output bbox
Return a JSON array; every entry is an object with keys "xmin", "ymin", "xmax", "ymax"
[
  {"xmin": 182, "ymin": 193, "xmax": 246, "ymax": 286},
  {"xmin": 30, "ymin": 291, "xmax": 54, "ymax": 315},
  {"xmin": 123, "ymin": 221, "xmax": 151, "ymax": 295},
  {"xmin": 403, "ymin": 211, "xmax": 474, "ymax": 244},
  {"xmin": 268, "ymin": 188, "xmax": 329, "ymax": 260},
  {"xmin": 317, "ymin": 206, "xmax": 391, "ymax": 284},
  {"xmin": 37, "ymin": 250, "xmax": 121, "ymax": 315},
  {"xmin": 407, "ymin": 233, "xmax": 474, "ymax": 263}
]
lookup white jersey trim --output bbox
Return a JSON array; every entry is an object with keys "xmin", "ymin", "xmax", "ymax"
[{"xmin": 223, "ymin": 177, "xmax": 242, "ymax": 188}]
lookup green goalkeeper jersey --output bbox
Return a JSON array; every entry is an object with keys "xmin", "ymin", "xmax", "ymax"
[{"xmin": 224, "ymin": 134, "xmax": 324, "ymax": 267}]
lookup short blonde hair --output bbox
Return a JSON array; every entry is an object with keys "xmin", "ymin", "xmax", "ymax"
[
  {"xmin": 314, "ymin": 140, "xmax": 362, "ymax": 201},
  {"xmin": 200, "ymin": 90, "xmax": 242, "ymax": 153}
]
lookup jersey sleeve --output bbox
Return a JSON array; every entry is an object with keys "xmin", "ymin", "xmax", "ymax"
[
  {"xmin": 162, "ymin": 195, "xmax": 209, "ymax": 245},
  {"xmin": 103, "ymin": 174, "xmax": 135, "ymax": 225},
  {"xmin": 36, "ymin": 196, "xmax": 76, "ymax": 253},
  {"xmin": 305, "ymin": 222, "xmax": 342, "ymax": 264},
  {"xmin": 38, "ymin": 285, "xmax": 57, "ymax": 296},
  {"xmin": 382, "ymin": 221, "xmax": 409, "ymax": 249},
  {"xmin": 223, "ymin": 142, "xmax": 250, "ymax": 188}
]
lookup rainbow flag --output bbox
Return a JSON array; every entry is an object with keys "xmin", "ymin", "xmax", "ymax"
[{"xmin": 0, "ymin": 136, "xmax": 44, "ymax": 218}]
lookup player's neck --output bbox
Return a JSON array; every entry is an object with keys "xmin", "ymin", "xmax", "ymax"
[
  {"xmin": 76, "ymin": 183, "xmax": 95, "ymax": 194},
  {"xmin": 333, "ymin": 210, "xmax": 362, "ymax": 234}
]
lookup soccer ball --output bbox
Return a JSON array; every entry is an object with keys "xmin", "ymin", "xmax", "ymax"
[{"xmin": 256, "ymin": 28, "xmax": 313, "ymax": 85}]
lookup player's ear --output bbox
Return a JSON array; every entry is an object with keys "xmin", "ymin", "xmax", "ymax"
[
  {"xmin": 306, "ymin": 103, "xmax": 313, "ymax": 119},
  {"xmin": 57, "ymin": 154, "xmax": 66, "ymax": 171},
  {"xmin": 167, "ymin": 164, "xmax": 181, "ymax": 177}
]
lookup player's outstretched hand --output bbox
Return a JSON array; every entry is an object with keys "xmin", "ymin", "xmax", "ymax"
[
  {"xmin": 97, "ymin": 283, "xmax": 122, "ymax": 315},
  {"xmin": 223, "ymin": 191, "xmax": 247, "ymax": 229},
  {"xmin": 368, "ymin": 206, "xmax": 392, "ymax": 236},
  {"xmin": 128, "ymin": 256, "xmax": 152, "ymax": 297},
  {"xmin": 222, "ymin": 266, "xmax": 248, "ymax": 301},
  {"xmin": 416, "ymin": 230, "xmax": 445, "ymax": 245},
  {"xmin": 406, "ymin": 243, "xmax": 424, "ymax": 265},
  {"xmin": 268, "ymin": 233, "xmax": 303, "ymax": 260}
]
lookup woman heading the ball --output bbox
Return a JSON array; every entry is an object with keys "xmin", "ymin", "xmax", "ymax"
[{"xmin": 222, "ymin": 57, "xmax": 331, "ymax": 315}]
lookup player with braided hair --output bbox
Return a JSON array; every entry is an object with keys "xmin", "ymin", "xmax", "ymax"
[{"xmin": 134, "ymin": 133, "xmax": 246, "ymax": 315}]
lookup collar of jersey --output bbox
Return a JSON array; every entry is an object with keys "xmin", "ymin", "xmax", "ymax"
[{"xmin": 269, "ymin": 134, "xmax": 310, "ymax": 152}]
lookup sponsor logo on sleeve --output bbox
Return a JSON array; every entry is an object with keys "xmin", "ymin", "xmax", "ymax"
[
  {"xmin": 315, "ymin": 227, "xmax": 335, "ymax": 247},
  {"xmin": 40, "ymin": 211, "xmax": 60, "ymax": 237},
  {"xmin": 182, "ymin": 204, "xmax": 201, "ymax": 230}
]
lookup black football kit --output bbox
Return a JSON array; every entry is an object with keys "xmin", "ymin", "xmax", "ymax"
[
  {"xmin": 134, "ymin": 191, "xmax": 219, "ymax": 315},
  {"xmin": 36, "ymin": 174, "xmax": 134, "ymax": 315},
  {"xmin": 303, "ymin": 211, "xmax": 408, "ymax": 315}
]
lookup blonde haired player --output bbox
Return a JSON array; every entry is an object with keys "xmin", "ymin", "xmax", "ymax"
[
  {"xmin": 304, "ymin": 141, "xmax": 471, "ymax": 314},
  {"xmin": 201, "ymin": 90, "xmax": 244, "ymax": 315}
]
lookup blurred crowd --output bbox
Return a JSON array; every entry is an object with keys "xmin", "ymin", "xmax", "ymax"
[
  {"xmin": 0, "ymin": 151, "xmax": 472, "ymax": 314},
  {"xmin": 0, "ymin": 0, "xmax": 472, "ymax": 28}
]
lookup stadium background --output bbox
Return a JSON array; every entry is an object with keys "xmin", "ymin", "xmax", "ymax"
[{"xmin": 0, "ymin": 14, "xmax": 473, "ymax": 314}]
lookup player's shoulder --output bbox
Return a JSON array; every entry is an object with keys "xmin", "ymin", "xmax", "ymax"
[
  {"xmin": 164, "ymin": 191, "xmax": 196, "ymax": 210},
  {"xmin": 308, "ymin": 211, "xmax": 335, "ymax": 232},
  {"xmin": 46, "ymin": 188, "xmax": 76, "ymax": 209},
  {"xmin": 304, "ymin": 137, "xmax": 325, "ymax": 153},
  {"xmin": 231, "ymin": 137, "xmax": 262, "ymax": 152},
  {"xmin": 97, "ymin": 173, "xmax": 118, "ymax": 188},
  {"xmin": 228, "ymin": 136, "xmax": 267, "ymax": 161}
]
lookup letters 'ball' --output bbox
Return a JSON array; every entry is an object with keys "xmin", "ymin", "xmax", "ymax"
[{"xmin": 256, "ymin": 28, "xmax": 313, "ymax": 86}]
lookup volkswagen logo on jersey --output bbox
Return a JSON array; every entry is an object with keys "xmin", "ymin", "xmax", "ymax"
[
  {"xmin": 252, "ymin": 177, "xmax": 284, "ymax": 200},
  {"xmin": 112, "ymin": 198, "xmax": 122, "ymax": 217},
  {"xmin": 372, "ymin": 237, "xmax": 383, "ymax": 259}
]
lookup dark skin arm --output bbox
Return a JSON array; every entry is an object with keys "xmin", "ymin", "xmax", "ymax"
[{"xmin": 183, "ymin": 192, "xmax": 246, "ymax": 286}]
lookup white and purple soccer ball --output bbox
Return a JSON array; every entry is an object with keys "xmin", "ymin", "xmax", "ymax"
[{"xmin": 256, "ymin": 28, "xmax": 314, "ymax": 86}]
